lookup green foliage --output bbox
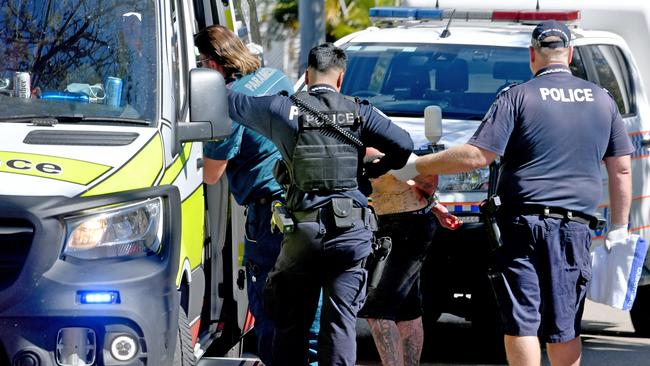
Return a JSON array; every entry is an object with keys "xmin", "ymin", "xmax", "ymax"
[
  {"xmin": 273, "ymin": 0, "xmax": 399, "ymax": 40},
  {"xmin": 272, "ymin": 0, "xmax": 299, "ymax": 30}
]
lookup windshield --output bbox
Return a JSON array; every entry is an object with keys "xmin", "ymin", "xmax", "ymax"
[
  {"xmin": 0, "ymin": 0, "xmax": 157, "ymax": 123},
  {"xmin": 341, "ymin": 43, "xmax": 532, "ymax": 120}
]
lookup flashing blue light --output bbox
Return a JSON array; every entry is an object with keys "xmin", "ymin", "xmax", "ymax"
[{"xmin": 79, "ymin": 291, "xmax": 120, "ymax": 304}]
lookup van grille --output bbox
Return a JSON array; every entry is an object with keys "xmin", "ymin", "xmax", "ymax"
[{"xmin": 0, "ymin": 220, "xmax": 34, "ymax": 291}]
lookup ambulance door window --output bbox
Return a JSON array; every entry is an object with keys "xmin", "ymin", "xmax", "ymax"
[
  {"xmin": 170, "ymin": 0, "xmax": 189, "ymax": 119},
  {"xmin": 581, "ymin": 45, "xmax": 634, "ymax": 116}
]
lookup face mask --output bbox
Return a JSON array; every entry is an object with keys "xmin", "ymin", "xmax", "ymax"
[{"xmin": 65, "ymin": 83, "xmax": 106, "ymax": 103}]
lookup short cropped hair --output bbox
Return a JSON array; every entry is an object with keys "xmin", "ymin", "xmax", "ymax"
[
  {"xmin": 532, "ymin": 36, "xmax": 571, "ymax": 62},
  {"xmin": 308, "ymin": 43, "xmax": 347, "ymax": 73}
]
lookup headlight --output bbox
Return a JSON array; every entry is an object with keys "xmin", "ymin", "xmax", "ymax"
[
  {"xmin": 63, "ymin": 198, "xmax": 163, "ymax": 260},
  {"xmin": 437, "ymin": 168, "xmax": 489, "ymax": 192}
]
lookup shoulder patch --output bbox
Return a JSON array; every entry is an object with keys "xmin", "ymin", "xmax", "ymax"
[{"xmin": 496, "ymin": 82, "xmax": 519, "ymax": 98}]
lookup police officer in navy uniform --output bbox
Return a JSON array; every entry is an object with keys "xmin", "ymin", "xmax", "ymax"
[
  {"xmin": 226, "ymin": 43, "xmax": 413, "ymax": 366},
  {"xmin": 391, "ymin": 21, "xmax": 634, "ymax": 365}
]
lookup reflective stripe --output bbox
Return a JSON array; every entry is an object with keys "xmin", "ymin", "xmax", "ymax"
[
  {"xmin": 160, "ymin": 142, "xmax": 193, "ymax": 185},
  {"xmin": 444, "ymin": 202, "xmax": 481, "ymax": 213},
  {"xmin": 179, "ymin": 185, "xmax": 205, "ymax": 272},
  {"xmin": 629, "ymin": 130, "xmax": 650, "ymax": 160},
  {"xmin": 82, "ymin": 133, "xmax": 164, "ymax": 196},
  {"xmin": 0, "ymin": 151, "xmax": 111, "ymax": 185}
]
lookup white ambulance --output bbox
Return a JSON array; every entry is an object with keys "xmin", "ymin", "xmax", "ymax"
[
  {"xmin": 0, "ymin": 1, "xmax": 272, "ymax": 365},
  {"xmin": 318, "ymin": 5, "xmax": 650, "ymax": 343}
]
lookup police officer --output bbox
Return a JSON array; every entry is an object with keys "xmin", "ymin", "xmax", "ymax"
[
  {"xmin": 226, "ymin": 43, "xmax": 413, "ymax": 366},
  {"xmin": 391, "ymin": 21, "xmax": 634, "ymax": 366},
  {"xmin": 194, "ymin": 25, "xmax": 321, "ymax": 365}
]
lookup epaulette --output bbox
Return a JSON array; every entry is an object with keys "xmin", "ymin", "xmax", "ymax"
[{"xmin": 496, "ymin": 82, "xmax": 519, "ymax": 98}]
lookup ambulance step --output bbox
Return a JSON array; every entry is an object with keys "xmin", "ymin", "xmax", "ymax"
[{"xmin": 198, "ymin": 357, "xmax": 264, "ymax": 366}]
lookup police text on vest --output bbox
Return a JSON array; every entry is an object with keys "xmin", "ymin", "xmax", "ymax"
[{"xmin": 539, "ymin": 88, "xmax": 594, "ymax": 102}]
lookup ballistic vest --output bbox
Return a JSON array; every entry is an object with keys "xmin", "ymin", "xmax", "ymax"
[{"xmin": 284, "ymin": 90, "xmax": 363, "ymax": 204}]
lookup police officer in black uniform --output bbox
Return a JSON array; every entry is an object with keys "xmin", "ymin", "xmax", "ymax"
[
  {"xmin": 391, "ymin": 21, "xmax": 634, "ymax": 365},
  {"xmin": 226, "ymin": 43, "xmax": 413, "ymax": 366}
]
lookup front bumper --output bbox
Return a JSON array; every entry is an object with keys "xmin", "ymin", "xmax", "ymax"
[{"xmin": 0, "ymin": 187, "xmax": 181, "ymax": 366}]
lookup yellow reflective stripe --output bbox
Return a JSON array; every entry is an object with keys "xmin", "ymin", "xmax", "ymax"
[
  {"xmin": 224, "ymin": 8, "xmax": 234, "ymax": 31},
  {"xmin": 176, "ymin": 184, "xmax": 205, "ymax": 285},
  {"xmin": 160, "ymin": 143, "xmax": 193, "ymax": 185},
  {"xmin": 82, "ymin": 134, "xmax": 164, "ymax": 196},
  {"xmin": 0, "ymin": 151, "xmax": 111, "ymax": 185}
]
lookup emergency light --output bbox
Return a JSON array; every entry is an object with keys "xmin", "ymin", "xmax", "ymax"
[
  {"xmin": 369, "ymin": 7, "xmax": 580, "ymax": 24},
  {"xmin": 79, "ymin": 291, "xmax": 120, "ymax": 304}
]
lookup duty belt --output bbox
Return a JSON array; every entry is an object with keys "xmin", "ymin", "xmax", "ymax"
[
  {"xmin": 293, "ymin": 206, "xmax": 365, "ymax": 222},
  {"xmin": 293, "ymin": 205, "xmax": 378, "ymax": 231},
  {"xmin": 503, "ymin": 204, "xmax": 602, "ymax": 230},
  {"xmin": 250, "ymin": 193, "xmax": 283, "ymax": 206}
]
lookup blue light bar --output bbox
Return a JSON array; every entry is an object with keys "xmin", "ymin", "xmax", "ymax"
[
  {"xmin": 369, "ymin": 7, "xmax": 444, "ymax": 21},
  {"xmin": 369, "ymin": 7, "xmax": 417, "ymax": 19},
  {"xmin": 416, "ymin": 8, "xmax": 444, "ymax": 20},
  {"xmin": 79, "ymin": 291, "xmax": 120, "ymax": 304}
]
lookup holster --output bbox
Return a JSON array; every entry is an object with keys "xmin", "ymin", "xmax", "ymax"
[
  {"xmin": 365, "ymin": 236, "xmax": 392, "ymax": 290},
  {"xmin": 480, "ymin": 195, "xmax": 504, "ymax": 251}
]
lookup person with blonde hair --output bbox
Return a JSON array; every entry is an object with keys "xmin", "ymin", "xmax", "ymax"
[
  {"xmin": 194, "ymin": 25, "xmax": 321, "ymax": 365},
  {"xmin": 194, "ymin": 25, "xmax": 260, "ymax": 80}
]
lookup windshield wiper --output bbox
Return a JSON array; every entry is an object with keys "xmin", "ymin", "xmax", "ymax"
[{"xmin": 0, "ymin": 115, "xmax": 150, "ymax": 125}]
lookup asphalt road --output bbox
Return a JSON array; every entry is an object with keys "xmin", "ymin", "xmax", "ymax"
[
  {"xmin": 356, "ymin": 300, "xmax": 650, "ymax": 365},
  {"xmin": 200, "ymin": 300, "xmax": 650, "ymax": 365}
]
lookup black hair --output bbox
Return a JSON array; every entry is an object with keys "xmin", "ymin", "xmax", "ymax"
[{"xmin": 307, "ymin": 43, "xmax": 347, "ymax": 73}]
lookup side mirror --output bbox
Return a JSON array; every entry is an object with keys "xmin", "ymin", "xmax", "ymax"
[
  {"xmin": 424, "ymin": 105, "xmax": 442, "ymax": 143},
  {"xmin": 177, "ymin": 68, "xmax": 231, "ymax": 142}
]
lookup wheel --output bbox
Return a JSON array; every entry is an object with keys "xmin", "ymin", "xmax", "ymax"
[
  {"xmin": 631, "ymin": 285, "xmax": 650, "ymax": 337},
  {"xmin": 174, "ymin": 306, "xmax": 196, "ymax": 366}
]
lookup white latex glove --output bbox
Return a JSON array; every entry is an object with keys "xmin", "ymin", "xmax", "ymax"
[
  {"xmin": 605, "ymin": 224, "xmax": 629, "ymax": 250},
  {"xmin": 388, "ymin": 153, "xmax": 419, "ymax": 182}
]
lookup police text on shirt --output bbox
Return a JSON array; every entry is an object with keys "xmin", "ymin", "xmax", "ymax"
[{"xmin": 539, "ymin": 87, "xmax": 594, "ymax": 102}]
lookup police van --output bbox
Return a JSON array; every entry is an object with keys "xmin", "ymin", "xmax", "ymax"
[
  {"xmin": 0, "ymin": 1, "xmax": 273, "ymax": 365},
  {"xmin": 305, "ymin": 6, "xmax": 650, "ymax": 341}
]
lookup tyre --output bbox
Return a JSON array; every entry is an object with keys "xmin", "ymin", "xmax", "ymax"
[
  {"xmin": 631, "ymin": 285, "xmax": 650, "ymax": 337},
  {"xmin": 174, "ymin": 306, "xmax": 196, "ymax": 366}
]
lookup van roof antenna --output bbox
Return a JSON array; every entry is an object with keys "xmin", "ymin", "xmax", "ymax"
[
  {"xmin": 536, "ymin": 0, "xmax": 540, "ymax": 10},
  {"xmin": 440, "ymin": 9, "xmax": 455, "ymax": 38},
  {"xmin": 435, "ymin": 0, "xmax": 439, "ymax": 8}
]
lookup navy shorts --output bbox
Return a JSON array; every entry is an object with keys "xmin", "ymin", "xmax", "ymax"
[
  {"xmin": 495, "ymin": 214, "xmax": 592, "ymax": 343},
  {"xmin": 358, "ymin": 211, "xmax": 437, "ymax": 321}
]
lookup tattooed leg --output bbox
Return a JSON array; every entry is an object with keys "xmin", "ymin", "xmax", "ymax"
[
  {"xmin": 397, "ymin": 317, "xmax": 424, "ymax": 366},
  {"xmin": 367, "ymin": 318, "xmax": 404, "ymax": 366}
]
